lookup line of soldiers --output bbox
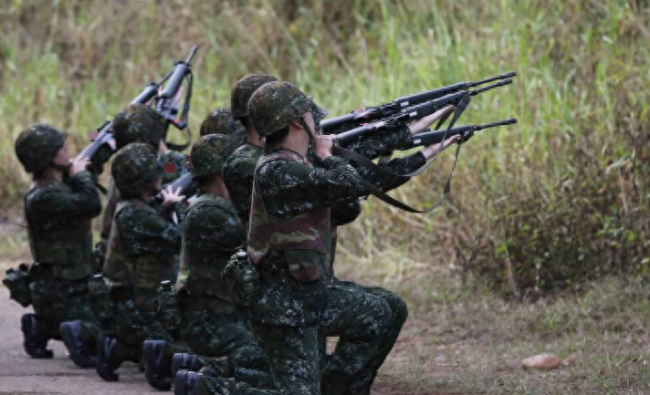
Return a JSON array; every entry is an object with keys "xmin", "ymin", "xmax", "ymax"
[{"xmin": 6, "ymin": 73, "xmax": 460, "ymax": 395}]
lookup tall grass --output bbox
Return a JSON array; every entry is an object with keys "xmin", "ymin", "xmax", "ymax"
[{"xmin": 0, "ymin": 0, "xmax": 648, "ymax": 295}]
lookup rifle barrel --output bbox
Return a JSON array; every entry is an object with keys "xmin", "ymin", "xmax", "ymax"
[
  {"xmin": 470, "ymin": 78, "xmax": 513, "ymax": 96},
  {"xmin": 185, "ymin": 46, "xmax": 199, "ymax": 64}
]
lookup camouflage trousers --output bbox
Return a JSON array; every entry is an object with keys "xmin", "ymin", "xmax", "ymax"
[
  {"xmin": 180, "ymin": 307, "xmax": 268, "ymax": 371},
  {"xmin": 98, "ymin": 296, "xmax": 186, "ymax": 365},
  {"xmin": 30, "ymin": 279, "xmax": 100, "ymax": 341},
  {"xmin": 196, "ymin": 281, "xmax": 398, "ymax": 395}
]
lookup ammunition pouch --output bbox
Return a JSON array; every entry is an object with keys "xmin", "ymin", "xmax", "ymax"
[
  {"xmin": 3, "ymin": 263, "xmax": 32, "ymax": 307},
  {"xmin": 223, "ymin": 251, "xmax": 260, "ymax": 309}
]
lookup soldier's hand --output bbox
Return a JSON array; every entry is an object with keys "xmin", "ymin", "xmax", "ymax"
[
  {"xmin": 315, "ymin": 134, "xmax": 336, "ymax": 160},
  {"xmin": 408, "ymin": 105, "xmax": 455, "ymax": 135},
  {"xmin": 421, "ymin": 134, "xmax": 462, "ymax": 160},
  {"xmin": 69, "ymin": 156, "xmax": 91, "ymax": 176},
  {"xmin": 161, "ymin": 186, "xmax": 186, "ymax": 210}
]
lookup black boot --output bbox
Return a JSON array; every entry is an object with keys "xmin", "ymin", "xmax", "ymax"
[
  {"xmin": 60, "ymin": 321, "xmax": 96, "ymax": 368},
  {"xmin": 174, "ymin": 370, "xmax": 201, "ymax": 395},
  {"xmin": 143, "ymin": 339, "xmax": 172, "ymax": 391},
  {"xmin": 172, "ymin": 353, "xmax": 202, "ymax": 379},
  {"xmin": 96, "ymin": 333, "xmax": 120, "ymax": 382},
  {"xmin": 21, "ymin": 314, "xmax": 53, "ymax": 358}
]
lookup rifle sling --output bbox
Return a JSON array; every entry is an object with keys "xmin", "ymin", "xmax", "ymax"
[{"xmin": 332, "ymin": 145, "xmax": 461, "ymax": 214}]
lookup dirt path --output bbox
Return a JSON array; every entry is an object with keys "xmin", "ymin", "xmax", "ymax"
[
  {"xmin": 0, "ymin": 287, "xmax": 150, "ymax": 395},
  {"xmin": 0, "ymin": 287, "xmax": 442, "ymax": 395}
]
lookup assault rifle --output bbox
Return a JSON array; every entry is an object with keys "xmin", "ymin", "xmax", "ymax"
[
  {"xmin": 408, "ymin": 118, "xmax": 517, "ymax": 148},
  {"xmin": 154, "ymin": 46, "xmax": 198, "ymax": 150},
  {"xmin": 153, "ymin": 172, "xmax": 195, "ymax": 206},
  {"xmin": 80, "ymin": 82, "xmax": 159, "ymax": 164},
  {"xmin": 80, "ymin": 46, "xmax": 199, "ymax": 166},
  {"xmin": 334, "ymin": 78, "xmax": 513, "ymax": 143},
  {"xmin": 321, "ymin": 71, "xmax": 516, "ymax": 134}
]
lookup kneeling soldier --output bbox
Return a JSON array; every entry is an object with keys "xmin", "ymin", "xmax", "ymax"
[
  {"xmin": 12, "ymin": 124, "xmax": 101, "ymax": 363},
  {"xmin": 95, "ymin": 143, "xmax": 187, "ymax": 383}
]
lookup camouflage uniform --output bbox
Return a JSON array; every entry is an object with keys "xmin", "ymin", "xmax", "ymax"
[
  {"xmin": 96, "ymin": 104, "xmax": 187, "ymax": 268},
  {"xmin": 145, "ymin": 136, "xmax": 271, "ymax": 390},
  {"xmin": 95, "ymin": 143, "xmax": 187, "ymax": 382},
  {"xmin": 222, "ymin": 74, "xmax": 278, "ymax": 230},
  {"xmin": 222, "ymin": 143, "xmax": 263, "ymax": 230},
  {"xmin": 194, "ymin": 82, "xmax": 402, "ymax": 395},
  {"xmin": 10, "ymin": 124, "xmax": 101, "ymax": 359}
]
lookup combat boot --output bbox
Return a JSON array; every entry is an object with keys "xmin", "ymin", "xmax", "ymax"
[
  {"xmin": 174, "ymin": 370, "xmax": 201, "ymax": 395},
  {"xmin": 172, "ymin": 353, "xmax": 202, "ymax": 379},
  {"xmin": 60, "ymin": 320, "xmax": 96, "ymax": 368},
  {"xmin": 21, "ymin": 313, "xmax": 53, "ymax": 358},
  {"xmin": 96, "ymin": 333, "xmax": 120, "ymax": 381},
  {"xmin": 143, "ymin": 339, "xmax": 172, "ymax": 391}
]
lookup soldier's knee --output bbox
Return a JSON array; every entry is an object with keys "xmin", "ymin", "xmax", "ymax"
[
  {"xmin": 362, "ymin": 298, "xmax": 392, "ymax": 340},
  {"xmin": 385, "ymin": 293, "xmax": 408, "ymax": 327}
]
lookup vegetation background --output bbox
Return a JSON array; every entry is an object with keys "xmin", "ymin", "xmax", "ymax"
[{"xmin": 0, "ymin": 1, "xmax": 649, "ymax": 394}]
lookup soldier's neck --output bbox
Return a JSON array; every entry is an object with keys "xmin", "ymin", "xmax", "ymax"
[
  {"xmin": 202, "ymin": 175, "xmax": 230, "ymax": 200},
  {"xmin": 246, "ymin": 127, "xmax": 264, "ymax": 148},
  {"xmin": 41, "ymin": 166, "xmax": 64, "ymax": 183},
  {"xmin": 280, "ymin": 127, "xmax": 309, "ymax": 157}
]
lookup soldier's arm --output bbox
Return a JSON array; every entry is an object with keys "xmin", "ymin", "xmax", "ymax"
[
  {"xmin": 342, "ymin": 125, "xmax": 413, "ymax": 160},
  {"xmin": 353, "ymin": 152, "xmax": 426, "ymax": 192},
  {"xmin": 119, "ymin": 209, "xmax": 181, "ymax": 256},
  {"xmin": 331, "ymin": 199, "xmax": 361, "ymax": 227},
  {"xmin": 32, "ymin": 170, "xmax": 102, "ymax": 219},
  {"xmin": 259, "ymin": 157, "xmax": 370, "ymax": 218}
]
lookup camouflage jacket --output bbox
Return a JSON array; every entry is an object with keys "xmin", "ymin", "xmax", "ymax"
[
  {"xmin": 100, "ymin": 150, "xmax": 188, "ymax": 244},
  {"xmin": 222, "ymin": 143, "xmax": 263, "ymax": 232},
  {"xmin": 176, "ymin": 193, "xmax": 244, "ymax": 316},
  {"xmin": 24, "ymin": 170, "xmax": 101, "ymax": 281},
  {"xmin": 103, "ymin": 198, "xmax": 183, "ymax": 310}
]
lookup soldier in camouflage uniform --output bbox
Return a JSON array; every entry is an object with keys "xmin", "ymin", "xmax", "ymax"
[
  {"xmin": 222, "ymin": 74, "xmax": 278, "ymax": 231},
  {"xmin": 194, "ymin": 81, "xmax": 460, "ymax": 395},
  {"xmin": 94, "ymin": 142, "xmax": 188, "ymax": 382},
  {"xmin": 11, "ymin": 124, "xmax": 101, "ymax": 365},
  {"xmin": 96, "ymin": 103, "xmax": 189, "ymax": 269},
  {"xmin": 144, "ymin": 135, "xmax": 272, "ymax": 391}
]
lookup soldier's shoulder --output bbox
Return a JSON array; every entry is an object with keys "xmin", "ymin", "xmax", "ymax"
[{"xmin": 27, "ymin": 180, "xmax": 69, "ymax": 205}]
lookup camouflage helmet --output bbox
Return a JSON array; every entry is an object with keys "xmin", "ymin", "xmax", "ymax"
[
  {"xmin": 113, "ymin": 103, "xmax": 166, "ymax": 149},
  {"xmin": 15, "ymin": 124, "xmax": 67, "ymax": 173},
  {"xmin": 230, "ymin": 74, "xmax": 278, "ymax": 119},
  {"xmin": 200, "ymin": 108, "xmax": 242, "ymax": 137},
  {"xmin": 111, "ymin": 142, "xmax": 162, "ymax": 198},
  {"xmin": 190, "ymin": 134, "xmax": 235, "ymax": 180},
  {"xmin": 248, "ymin": 81, "xmax": 322, "ymax": 138}
]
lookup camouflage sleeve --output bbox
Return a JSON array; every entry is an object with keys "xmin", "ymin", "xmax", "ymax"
[
  {"xmin": 331, "ymin": 199, "xmax": 361, "ymax": 227},
  {"xmin": 353, "ymin": 152, "xmax": 426, "ymax": 192},
  {"xmin": 222, "ymin": 155, "xmax": 257, "ymax": 217},
  {"xmin": 118, "ymin": 208, "xmax": 181, "ymax": 256},
  {"xmin": 191, "ymin": 207, "xmax": 245, "ymax": 252},
  {"xmin": 259, "ymin": 157, "xmax": 371, "ymax": 218},
  {"xmin": 31, "ymin": 170, "xmax": 101, "ymax": 219},
  {"xmin": 341, "ymin": 125, "xmax": 413, "ymax": 160}
]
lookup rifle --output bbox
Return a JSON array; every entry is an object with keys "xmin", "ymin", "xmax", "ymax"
[
  {"xmin": 321, "ymin": 71, "xmax": 516, "ymax": 134},
  {"xmin": 152, "ymin": 172, "xmax": 195, "ymax": 207},
  {"xmin": 80, "ymin": 82, "xmax": 159, "ymax": 162},
  {"xmin": 154, "ymin": 46, "xmax": 198, "ymax": 151},
  {"xmin": 334, "ymin": 78, "xmax": 514, "ymax": 144},
  {"xmin": 409, "ymin": 118, "xmax": 517, "ymax": 148}
]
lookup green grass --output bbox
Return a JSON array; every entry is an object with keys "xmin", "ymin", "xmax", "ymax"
[{"xmin": 0, "ymin": 1, "xmax": 649, "ymax": 393}]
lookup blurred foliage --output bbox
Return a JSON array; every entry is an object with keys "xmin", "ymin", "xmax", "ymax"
[{"xmin": 0, "ymin": 0, "xmax": 648, "ymax": 295}]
